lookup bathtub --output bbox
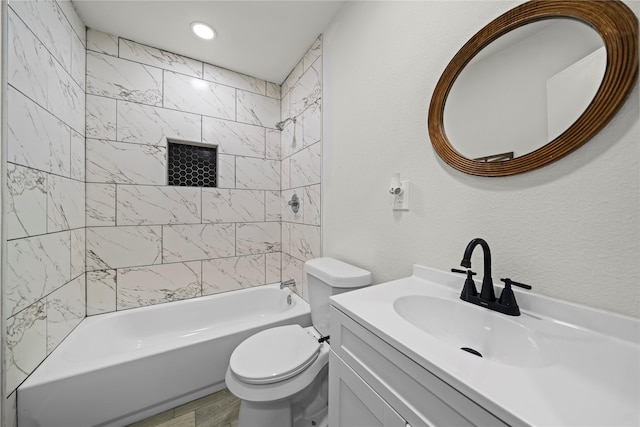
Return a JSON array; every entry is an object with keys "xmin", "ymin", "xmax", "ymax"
[{"xmin": 18, "ymin": 284, "xmax": 311, "ymax": 427}]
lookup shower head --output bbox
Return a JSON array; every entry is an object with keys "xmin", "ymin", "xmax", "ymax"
[{"xmin": 275, "ymin": 117, "xmax": 296, "ymax": 131}]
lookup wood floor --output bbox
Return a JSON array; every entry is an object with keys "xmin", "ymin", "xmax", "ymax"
[{"xmin": 127, "ymin": 388, "xmax": 240, "ymax": 427}]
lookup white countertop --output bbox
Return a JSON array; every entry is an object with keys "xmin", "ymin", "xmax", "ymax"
[{"xmin": 330, "ymin": 265, "xmax": 640, "ymax": 427}]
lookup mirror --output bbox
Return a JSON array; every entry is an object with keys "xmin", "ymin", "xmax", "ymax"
[{"xmin": 428, "ymin": 1, "xmax": 638, "ymax": 177}]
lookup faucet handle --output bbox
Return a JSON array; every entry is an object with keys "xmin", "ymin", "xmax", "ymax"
[
  {"xmin": 453, "ymin": 268, "xmax": 478, "ymax": 299},
  {"xmin": 451, "ymin": 268, "xmax": 476, "ymax": 276},
  {"xmin": 500, "ymin": 278, "xmax": 532, "ymax": 290}
]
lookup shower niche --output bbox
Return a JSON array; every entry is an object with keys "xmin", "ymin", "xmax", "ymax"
[{"xmin": 167, "ymin": 140, "xmax": 218, "ymax": 188}]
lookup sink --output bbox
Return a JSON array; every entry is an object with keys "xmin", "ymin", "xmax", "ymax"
[{"xmin": 393, "ymin": 295, "xmax": 558, "ymax": 368}]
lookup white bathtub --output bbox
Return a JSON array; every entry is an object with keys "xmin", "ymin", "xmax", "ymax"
[{"xmin": 18, "ymin": 284, "xmax": 311, "ymax": 427}]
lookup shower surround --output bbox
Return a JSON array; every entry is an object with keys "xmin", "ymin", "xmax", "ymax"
[
  {"xmin": 4, "ymin": 1, "xmax": 322, "ymax": 412},
  {"xmin": 84, "ymin": 29, "xmax": 283, "ymax": 314}
]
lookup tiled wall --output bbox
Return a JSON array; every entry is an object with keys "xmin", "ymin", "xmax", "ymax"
[
  {"xmin": 84, "ymin": 30, "xmax": 284, "ymax": 314},
  {"xmin": 280, "ymin": 38, "xmax": 322, "ymax": 298},
  {"xmin": 5, "ymin": 0, "xmax": 86, "ymax": 394}
]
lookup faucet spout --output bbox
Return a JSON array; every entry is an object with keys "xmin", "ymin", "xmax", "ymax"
[{"xmin": 461, "ymin": 238, "xmax": 495, "ymax": 302}]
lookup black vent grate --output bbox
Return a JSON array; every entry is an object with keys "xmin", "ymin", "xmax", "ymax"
[{"xmin": 168, "ymin": 142, "xmax": 217, "ymax": 187}]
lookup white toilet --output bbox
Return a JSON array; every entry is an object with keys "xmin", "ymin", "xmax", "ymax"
[{"xmin": 225, "ymin": 257, "xmax": 372, "ymax": 427}]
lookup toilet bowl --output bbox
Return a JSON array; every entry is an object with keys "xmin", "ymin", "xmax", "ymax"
[{"xmin": 225, "ymin": 257, "xmax": 372, "ymax": 427}]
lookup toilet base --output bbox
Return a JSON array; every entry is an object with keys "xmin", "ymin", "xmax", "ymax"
[{"xmin": 236, "ymin": 364, "xmax": 328, "ymax": 427}]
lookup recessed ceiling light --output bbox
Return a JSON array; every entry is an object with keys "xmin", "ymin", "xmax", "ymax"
[{"xmin": 191, "ymin": 22, "xmax": 215, "ymax": 40}]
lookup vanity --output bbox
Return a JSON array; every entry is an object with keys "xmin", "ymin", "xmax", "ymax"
[{"xmin": 328, "ymin": 264, "xmax": 640, "ymax": 426}]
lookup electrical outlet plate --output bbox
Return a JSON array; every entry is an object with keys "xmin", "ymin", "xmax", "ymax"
[{"xmin": 393, "ymin": 181, "xmax": 410, "ymax": 210}]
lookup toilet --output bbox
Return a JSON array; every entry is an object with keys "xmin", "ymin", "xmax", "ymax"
[{"xmin": 225, "ymin": 257, "xmax": 372, "ymax": 427}]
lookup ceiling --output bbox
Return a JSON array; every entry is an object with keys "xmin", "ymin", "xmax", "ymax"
[{"xmin": 73, "ymin": 0, "xmax": 346, "ymax": 84}]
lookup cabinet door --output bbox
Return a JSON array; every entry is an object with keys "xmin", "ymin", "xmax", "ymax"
[{"xmin": 329, "ymin": 351, "xmax": 408, "ymax": 427}]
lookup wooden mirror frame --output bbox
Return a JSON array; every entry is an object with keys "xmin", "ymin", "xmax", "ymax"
[{"xmin": 428, "ymin": 0, "xmax": 638, "ymax": 177}]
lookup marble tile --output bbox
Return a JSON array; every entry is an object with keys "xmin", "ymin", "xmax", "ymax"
[
  {"xmin": 282, "ymin": 61, "xmax": 303, "ymax": 98},
  {"xmin": 117, "ymin": 262, "xmax": 201, "ymax": 310},
  {"xmin": 280, "ymin": 92, "xmax": 293, "ymax": 127},
  {"xmin": 202, "ymin": 189, "xmax": 265, "ymax": 223},
  {"xmin": 87, "ymin": 270, "xmax": 117, "ymax": 315},
  {"xmin": 6, "ymin": 231, "xmax": 71, "ymax": 317},
  {"xmin": 266, "ymin": 252, "xmax": 282, "ymax": 284},
  {"xmin": 86, "ymin": 138, "xmax": 166, "ymax": 185},
  {"xmin": 87, "ymin": 226, "xmax": 161, "ymax": 270},
  {"xmin": 217, "ymin": 154, "xmax": 236, "ymax": 189},
  {"xmin": 8, "ymin": 10, "xmax": 49, "ymax": 107},
  {"xmin": 46, "ymin": 275, "xmax": 85, "ymax": 353},
  {"xmin": 57, "ymin": 0, "xmax": 86, "ymax": 45},
  {"xmin": 304, "ymin": 184, "xmax": 321, "ymax": 226},
  {"xmin": 290, "ymin": 224, "xmax": 321, "ymax": 262},
  {"xmin": 9, "ymin": 0, "xmax": 72, "ymax": 71},
  {"xmin": 87, "ymin": 29, "xmax": 118, "ymax": 55},
  {"xmin": 117, "ymin": 101, "xmax": 201, "ymax": 146},
  {"xmin": 71, "ymin": 228, "xmax": 86, "ymax": 279},
  {"xmin": 291, "ymin": 142, "xmax": 321, "ymax": 188},
  {"xmin": 87, "ymin": 51, "xmax": 163, "ymax": 106},
  {"xmin": 7, "ymin": 391, "xmax": 17, "ymax": 427},
  {"xmin": 290, "ymin": 62, "xmax": 321, "ymax": 118},
  {"xmin": 203, "ymin": 63, "xmax": 266, "ymax": 95},
  {"xmin": 236, "ymin": 90, "xmax": 279, "ymax": 129},
  {"xmin": 302, "ymin": 101, "xmax": 321, "ymax": 147},
  {"xmin": 71, "ymin": 130, "xmax": 85, "ymax": 181},
  {"xmin": 202, "ymin": 255, "xmax": 265, "ymax": 295},
  {"xmin": 163, "ymin": 71, "xmax": 235, "ymax": 119},
  {"xmin": 86, "ymin": 94, "xmax": 116, "ymax": 140},
  {"xmin": 86, "ymin": 183, "xmax": 116, "ymax": 226},
  {"xmin": 120, "ymin": 38, "xmax": 203, "ymax": 78},
  {"xmin": 117, "ymin": 185, "xmax": 201, "ymax": 225},
  {"xmin": 163, "ymin": 224, "xmax": 235, "ymax": 263},
  {"xmin": 282, "ymin": 253, "xmax": 305, "ymax": 299},
  {"xmin": 282, "ymin": 188, "xmax": 303, "ymax": 223},
  {"xmin": 281, "ymin": 157, "xmax": 291, "ymax": 191},
  {"xmin": 266, "ymin": 82, "xmax": 280, "ymax": 100},
  {"xmin": 47, "ymin": 54, "xmax": 85, "ymax": 134},
  {"xmin": 71, "ymin": 30, "xmax": 86, "ymax": 89},
  {"xmin": 266, "ymin": 129, "xmax": 281, "ymax": 160},
  {"xmin": 236, "ymin": 222, "xmax": 281, "ymax": 255},
  {"xmin": 7, "ymin": 163, "xmax": 47, "ymax": 240},
  {"xmin": 303, "ymin": 37, "xmax": 322, "ymax": 72},
  {"xmin": 8, "ymin": 85, "xmax": 70, "ymax": 174},
  {"xmin": 281, "ymin": 221, "xmax": 291, "ymax": 256},
  {"xmin": 202, "ymin": 117, "xmax": 265, "ymax": 158},
  {"xmin": 281, "ymin": 92, "xmax": 292, "ymax": 127},
  {"xmin": 49, "ymin": 118, "xmax": 72, "ymax": 178},
  {"xmin": 266, "ymin": 190, "xmax": 281, "ymax": 222},
  {"xmin": 236, "ymin": 157, "xmax": 280, "ymax": 191},
  {"xmin": 6, "ymin": 300, "xmax": 46, "ymax": 393},
  {"xmin": 47, "ymin": 174, "xmax": 85, "ymax": 232}
]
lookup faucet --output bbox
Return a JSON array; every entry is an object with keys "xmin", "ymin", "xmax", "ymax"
[
  {"xmin": 454, "ymin": 238, "xmax": 532, "ymax": 316},
  {"xmin": 461, "ymin": 238, "xmax": 495, "ymax": 302},
  {"xmin": 280, "ymin": 279, "xmax": 296, "ymax": 290}
]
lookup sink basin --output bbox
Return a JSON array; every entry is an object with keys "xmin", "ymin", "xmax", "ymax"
[{"xmin": 393, "ymin": 295, "xmax": 558, "ymax": 368}]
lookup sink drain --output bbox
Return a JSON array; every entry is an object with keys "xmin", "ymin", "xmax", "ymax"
[{"xmin": 460, "ymin": 347, "xmax": 482, "ymax": 357}]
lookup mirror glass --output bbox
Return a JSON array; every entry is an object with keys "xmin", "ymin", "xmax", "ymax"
[{"xmin": 443, "ymin": 19, "xmax": 605, "ymax": 161}]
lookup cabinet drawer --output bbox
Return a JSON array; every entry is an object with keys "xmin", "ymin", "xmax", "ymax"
[
  {"xmin": 330, "ymin": 307, "xmax": 508, "ymax": 427},
  {"xmin": 329, "ymin": 352, "xmax": 407, "ymax": 427}
]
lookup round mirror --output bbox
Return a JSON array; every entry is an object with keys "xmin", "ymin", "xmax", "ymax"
[{"xmin": 428, "ymin": 1, "xmax": 638, "ymax": 176}]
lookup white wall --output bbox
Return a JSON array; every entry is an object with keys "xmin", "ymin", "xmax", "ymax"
[{"xmin": 322, "ymin": 0, "xmax": 639, "ymax": 317}]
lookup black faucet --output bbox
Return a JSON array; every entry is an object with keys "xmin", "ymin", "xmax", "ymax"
[
  {"xmin": 453, "ymin": 238, "xmax": 532, "ymax": 316},
  {"xmin": 461, "ymin": 238, "xmax": 495, "ymax": 302}
]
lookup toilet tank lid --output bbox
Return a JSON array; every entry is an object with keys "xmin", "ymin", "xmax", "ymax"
[{"xmin": 305, "ymin": 257, "xmax": 372, "ymax": 288}]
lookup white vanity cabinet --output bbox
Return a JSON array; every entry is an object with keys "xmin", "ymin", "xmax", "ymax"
[{"xmin": 328, "ymin": 306, "xmax": 509, "ymax": 427}]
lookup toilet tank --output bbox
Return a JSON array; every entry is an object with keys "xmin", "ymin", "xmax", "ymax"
[{"xmin": 304, "ymin": 258, "xmax": 372, "ymax": 337}]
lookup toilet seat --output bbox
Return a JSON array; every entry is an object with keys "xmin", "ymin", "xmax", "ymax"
[{"xmin": 230, "ymin": 325, "xmax": 321, "ymax": 385}]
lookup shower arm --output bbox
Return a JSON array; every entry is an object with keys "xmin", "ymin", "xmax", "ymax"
[{"xmin": 275, "ymin": 117, "xmax": 296, "ymax": 131}]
